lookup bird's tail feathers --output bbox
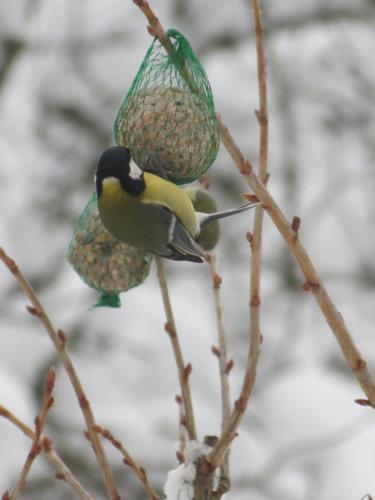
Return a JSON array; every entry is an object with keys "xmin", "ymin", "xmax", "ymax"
[{"xmin": 197, "ymin": 201, "xmax": 261, "ymax": 228}]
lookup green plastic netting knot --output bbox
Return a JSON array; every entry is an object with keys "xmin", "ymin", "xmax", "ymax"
[{"xmin": 93, "ymin": 292, "xmax": 122, "ymax": 308}]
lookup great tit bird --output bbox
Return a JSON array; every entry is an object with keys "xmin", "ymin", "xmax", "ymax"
[{"xmin": 95, "ymin": 146, "xmax": 259, "ymax": 263}]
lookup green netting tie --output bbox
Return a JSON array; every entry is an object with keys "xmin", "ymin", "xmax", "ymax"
[{"xmin": 92, "ymin": 292, "xmax": 121, "ymax": 308}]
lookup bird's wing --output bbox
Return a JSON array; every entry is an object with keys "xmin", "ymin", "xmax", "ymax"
[
  {"xmin": 167, "ymin": 215, "xmax": 206, "ymax": 263},
  {"xmin": 146, "ymin": 203, "xmax": 205, "ymax": 263},
  {"xmin": 197, "ymin": 201, "xmax": 261, "ymax": 228}
]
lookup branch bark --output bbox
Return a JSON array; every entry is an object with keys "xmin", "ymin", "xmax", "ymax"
[
  {"xmin": 155, "ymin": 257, "xmax": 197, "ymax": 440},
  {"xmin": 217, "ymin": 119, "xmax": 375, "ymax": 406},
  {"xmin": 93, "ymin": 425, "xmax": 160, "ymax": 499},
  {"xmin": 209, "ymin": 0, "xmax": 269, "ymax": 469},
  {"xmin": 0, "ymin": 404, "xmax": 94, "ymax": 500},
  {"xmin": 9, "ymin": 368, "xmax": 56, "ymax": 500},
  {"xmin": 0, "ymin": 247, "xmax": 120, "ymax": 500},
  {"xmin": 207, "ymin": 256, "xmax": 231, "ymax": 430},
  {"xmin": 207, "ymin": 253, "xmax": 231, "ymax": 488}
]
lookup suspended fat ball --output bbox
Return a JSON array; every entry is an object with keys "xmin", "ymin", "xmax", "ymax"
[
  {"xmin": 114, "ymin": 29, "xmax": 220, "ymax": 184},
  {"xmin": 68, "ymin": 193, "xmax": 152, "ymax": 308}
]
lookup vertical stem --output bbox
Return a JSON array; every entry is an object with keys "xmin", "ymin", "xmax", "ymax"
[
  {"xmin": 252, "ymin": 0, "xmax": 268, "ymax": 183},
  {"xmin": 209, "ymin": 0, "xmax": 269, "ymax": 468},
  {"xmin": 249, "ymin": 0, "xmax": 268, "ymax": 337},
  {"xmin": 247, "ymin": 0, "xmax": 268, "ymax": 418},
  {"xmin": 176, "ymin": 395, "xmax": 187, "ymax": 459},
  {"xmin": 155, "ymin": 257, "xmax": 197, "ymax": 440},
  {"xmin": 208, "ymin": 256, "xmax": 231, "ymax": 427},
  {"xmin": 207, "ymin": 253, "xmax": 231, "ymax": 482}
]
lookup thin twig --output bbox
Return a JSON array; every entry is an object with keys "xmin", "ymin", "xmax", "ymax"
[
  {"xmin": 0, "ymin": 247, "xmax": 120, "ymax": 500},
  {"xmin": 210, "ymin": 0, "xmax": 269, "ymax": 470},
  {"xmin": 207, "ymin": 252, "xmax": 231, "ymax": 483},
  {"xmin": 132, "ymin": 0, "xmax": 200, "ymax": 95},
  {"xmin": 93, "ymin": 425, "xmax": 160, "ymax": 500},
  {"xmin": 133, "ymin": 0, "xmax": 173, "ymax": 52},
  {"xmin": 0, "ymin": 404, "xmax": 93, "ymax": 500},
  {"xmin": 9, "ymin": 368, "xmax": 56, "ymax": 499},
  {"xmin": 175, "ymin": 395, "xmax": 187, "ymax": 462},
  {"xmin": 252, "ymin": 0, "xmax": 269, "ymax": 183},
  {"xmin": 155, "ymin": 257, "xmax": 197, "ymax": 440}
]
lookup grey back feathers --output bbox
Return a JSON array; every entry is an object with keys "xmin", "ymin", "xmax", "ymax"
[{"xmin": 166, "ymin": 215, "xmax": 206, "ymax": 262}]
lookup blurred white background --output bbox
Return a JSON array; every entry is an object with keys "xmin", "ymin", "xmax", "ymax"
[{"xmin": 1, "ymin": 0, "xmax": 375, "ymax": 498}]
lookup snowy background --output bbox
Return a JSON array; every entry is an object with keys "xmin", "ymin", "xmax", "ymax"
[{"xmin": 1, "ymin": 0, "xmax": 375, "ymax": 498}]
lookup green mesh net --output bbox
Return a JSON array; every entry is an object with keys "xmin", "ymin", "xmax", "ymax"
[
  {"xmin": 115, "ymin": 29, "xmax": 220, "ymax": 184},
  {"xmin": 68, "ymin": 193, "xmax": 152, "ymax": 307}
]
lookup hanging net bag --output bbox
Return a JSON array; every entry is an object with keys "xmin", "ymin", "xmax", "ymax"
[
  {"xmin": 115, "ymin": 29, "xmax": 220, "ymax": 184},
  {"xmin": 68, "ymin": 193, "xmax": 152, "ymax": 308}
]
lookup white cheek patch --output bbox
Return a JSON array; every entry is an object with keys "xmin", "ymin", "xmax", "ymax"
[{"xmin": 129, "ymin": 159, "xmax": 143, "ymax": 180}]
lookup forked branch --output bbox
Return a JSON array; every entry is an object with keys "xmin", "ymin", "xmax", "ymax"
[
  {"xmin": 0, "ymin": 404, "xmax": 93, "ymax": 500},
  {"xmin": 93, "ymin": 425, "xmax": 160, "ymax": 499},
  {"xmin": 0, "ymin": 247, "xmax": 120, "ymax": 500},
  {"xmin": 9, "ymin": 368, "xmax": 56, "ymax": 499}
]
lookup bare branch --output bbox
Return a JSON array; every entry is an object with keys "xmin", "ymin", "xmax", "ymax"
[
  {"xmin": 253, "ymin": 0, "xmax": 269, "ymax": 183},
  {"xmin": 175, "ymin": 394, "xmax": 187, "ymax": 462},
  {"xmin": 0, "ymin": 247, "xmax": 120, "ymax": 500},
  {"xmin": 206, "ymin": 252, "xmax": 231, "ymax": 484},
  {"xmin": 207, "ymin": 255, "xmax": 231, "ymax": 428},
  {"xmin": 133, "ymin": 0, "xmax": 173, "ymax": 53},
  {"xmin": 217, "ymin": 118, "xmax": 375, "ymax": 406},
  {"xmin": 207, "ymin": 0, "xmax": 269, "ymax": 471},
  {"xmin": 155, "ymin": 257, "xmax": 197, "ymax": 440},
  {"xmin": 0, "ymin": 404, "xmax": 93, "ymax": 499},
  {"xmin": 93, "ymin": 425, "xmax": 160, "ymax": 500},
  {"xmin": 9, "ymin": 368, "xmax": 55, "ymax": 499},
  {"xmin": 200, "ymin": 0, "xmax": 268, "ymax": 467}
]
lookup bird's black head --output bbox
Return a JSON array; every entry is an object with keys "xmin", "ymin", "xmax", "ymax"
[{"xmin": 95, "ymin": 146, "xmax": 145, "ymax": 197}]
